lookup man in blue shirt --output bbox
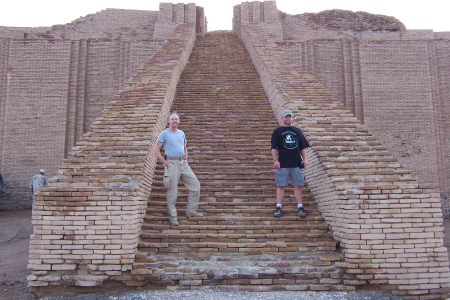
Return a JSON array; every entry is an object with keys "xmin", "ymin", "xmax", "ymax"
[
  {"xmin": 153, "ymin": 112, "xmax": 202, "ymax": 226},
  {"xmin": 271, "ymin": 110, "xmax": 310, "ymax": 218}
]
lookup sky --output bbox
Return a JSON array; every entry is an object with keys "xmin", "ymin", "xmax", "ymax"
[{"xmin": 1, "ymin": 0, "xmax": 449, "ymax": 32}]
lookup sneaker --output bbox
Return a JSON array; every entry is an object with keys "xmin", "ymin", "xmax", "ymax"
[
  {"xmin": 297, "ymin": 207, "xmax": 307, "ymax": 218},
  {"xmin": 186, "ymin": 211, "xmax": 203, "ymax": 217},
  {"xmin": 274, "ymin": 206, "xmax": 282, "ymax": 217},
  {"xmin": 169, "ymin": 219, "xmax": 179, "ymax": 226}
]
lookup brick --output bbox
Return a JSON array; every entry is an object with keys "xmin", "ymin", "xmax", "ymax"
[{"xmin": 9, "ymin": 7, "xmax": 448, "ymax": 299}]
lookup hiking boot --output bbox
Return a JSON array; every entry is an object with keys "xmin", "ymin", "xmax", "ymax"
[
  {"xmin": 274, "ymin": 206, "xmax": 282, "ymax": 217},
  {"xmin": 186, "ymin": 211, "xmax": 203, "ymax": 217},
  {"xmin": 297, "ymin": 207, "xmax": 306, "ymax": 218}
]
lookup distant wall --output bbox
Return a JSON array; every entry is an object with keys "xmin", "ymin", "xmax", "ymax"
[
  {"xmin": 0, "ymin": 38, "xmax": 163, "ymax": 209},
  {"xmin": 0, "ymin": 8, "xmax": 159, "ymax": 40}
]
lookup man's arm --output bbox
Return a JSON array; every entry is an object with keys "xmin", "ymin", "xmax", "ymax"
[
  {"xmin": 184, "ymin": 143, "xmax": 188, "ymax": 160},
  {"xmin": 153, "ymin": 142, "xmax": 170, "ymax": 167},
  {"xmin": 271, "ymin": 149, "xmax": 280, "ymax": 169},
  {"xmin": 300, "ymin": 148, "xmax": 308, "ymax": 168}
]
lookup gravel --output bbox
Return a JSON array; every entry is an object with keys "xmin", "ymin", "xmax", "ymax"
[{"xmin": 40, "ymin": 289, "xmax": 405, "ymax": 300}]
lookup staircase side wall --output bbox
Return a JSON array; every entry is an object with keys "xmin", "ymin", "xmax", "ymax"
[
  {"xmin": 239, "ymin": 23, "xmax": 450, "ymax": 299},
  {"xmin": 27, "ymin": 23, "xmax": 196, "ymax": 292}
]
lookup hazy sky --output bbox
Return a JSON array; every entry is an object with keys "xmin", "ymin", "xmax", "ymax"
[{"xmin": 1, "ymin": 0, "xmax": 449, "ymax": 32}]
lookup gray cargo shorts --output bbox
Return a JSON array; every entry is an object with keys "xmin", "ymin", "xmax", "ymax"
[{"xmin": 275, "ymin": 167, "xmax": 304, "ymax": 187}]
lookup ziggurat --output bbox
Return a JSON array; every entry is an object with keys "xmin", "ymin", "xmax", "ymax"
[{"xmin": 0, "ymin": 1, "xmax": 449, "ymax": 299}]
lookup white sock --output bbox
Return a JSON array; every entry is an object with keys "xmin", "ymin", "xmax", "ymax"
[
  {"xmin": 298, "ymin": 204, "xmax": 303, "ymax": 208},
  {"xmin": 277, "ymin": 204, "xmax": 282, "ymax": 208}
]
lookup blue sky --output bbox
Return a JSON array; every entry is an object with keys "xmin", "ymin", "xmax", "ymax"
[{"xmin": 1, "ymin": 0, "xmax": 449, "ymax": 32}]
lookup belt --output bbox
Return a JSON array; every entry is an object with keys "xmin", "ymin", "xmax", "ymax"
[{"xmin": 164, "ymin": 155, "xmax": 185, "ymax": 161}]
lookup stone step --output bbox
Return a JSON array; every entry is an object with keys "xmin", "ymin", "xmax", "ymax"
[
  {"xmin": 146, "ymin": 195, "xmax": 316, "ymax": 207},
  {"xmin": 142, "ymin": 215, "xmax": 327, "ymax": 227},
  {"xmin": 130, "ymin": 251, "xmax": 346, "ymax": 291},
  {"xmin": 137, "ymin": 240, "xmax": 338, "ymax": 254}
]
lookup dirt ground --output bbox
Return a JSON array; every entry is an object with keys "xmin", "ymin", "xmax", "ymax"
[
  {"xmin": 0, "ymin": 210, "xmax": 33, "ymax": 300},
  {"xmin": 1, "ymin": 210, "xmax": 449, "ymax": 300}
]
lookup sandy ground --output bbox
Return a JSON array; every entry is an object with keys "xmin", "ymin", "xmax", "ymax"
[
  {"xmin": 0, "ymin": 209, "xmax": 449, "ymax": 300},
  {"xmin": 0, "ymin": 210, "xmax": 33, "ymax": 300}
]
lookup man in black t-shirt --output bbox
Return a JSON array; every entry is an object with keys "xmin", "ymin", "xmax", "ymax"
[{"xmin": 271, "ymin": 110, "xmax": 310, "ymax": 218}]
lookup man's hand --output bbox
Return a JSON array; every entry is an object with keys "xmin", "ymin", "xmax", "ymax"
[{"xmin": 273, "ymin": 160, "xmax": 280, "ymax": 169}]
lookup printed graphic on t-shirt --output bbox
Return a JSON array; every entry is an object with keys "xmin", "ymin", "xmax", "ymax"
[{"xmin": 282, "ymin": 131, "xmax": 299, "ymax": 150}]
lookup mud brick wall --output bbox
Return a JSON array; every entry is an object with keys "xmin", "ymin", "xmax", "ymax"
[
  {"xmin": 243, "ymin": 2, "xmax": 450, "ymax": 199},
  {"xmin": 0, "ymin": 38, "xmax": 164, "ymax": 209},
  {"xmin": 277, "ymin": 39, "xmax": 450, "ymax": 196},
  {"xmin": 0, "ymin": 9, "xmax": 159, "ymax": 40},
  {"xmin": 278, "ymin": 40, "xmax": 364, "ymax": 119},
  {"xmin": 82, "ymin": 39, "xmax": 164, "ymax": 129},
  {"xmin": 358, "ymin": 40, "xmax": 441, "ymax": 187},
  {"xmin": 0, "ymin": 4, "xmax": 201, "ymax": 209},
  {"xmin": 237, "ymin": 16, "xmax": 450, "ymax": 300},
  {"xmin": 154, "ymin": 3, "xmax": 204, "ymax": 39},
  {"xmin": 27, "ymin": 23, "xmax": 196, "ymax": 289},
  {"xmin": 1, "ymin": 39, "xmax": 72, "ymax": 201},
  {"xmin": 0, "ymin": 2, "xmax": 206, "ymax": 210},
  {"xmin": 279, "ymin": 13, "xmax": 405, "ymax": 42},
  {"xmin": 233, "ymin": 1, "xmax": 283, "ymax": 40},
  {"xmin": 433, "ymin": 40, "xmax": 450, "ymax": 196}
]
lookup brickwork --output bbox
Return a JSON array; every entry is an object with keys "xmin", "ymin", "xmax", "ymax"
[
  {"xmin": 0, "ymin": 8, "xmax": 159, "ymax": 40},
  {"xmin": 0, "ymin": 39, "xmax": 73, "ymax": 207},
  {"xmin": 433, "ymin": 40, "xmax": 450, "ymax": 198},
  {"xmin": 154, "ymin": 3, "xmax": 204, "ymax": 40},
  {"xmin": 235, "ymin": 6, "xmax": 450, "ymax": 298},
  {"xmin": 359, "ymin": 41, "xmax": 441, "ymax": 186},
  {"xmin": 0, "ymin": 4, "xmax": 205, "ymax": 210},
  {"xmin": 27, "ymin": 23, "xmax": 196, "ymax": 290},
  {"xmin": 276, "ymin": 39, "xmax": 450, "ymax": 197},
  {"xmin": 233, "ymin": 1, "xmax": 283, "ymax": 40},
  {"xmin": 126, "ymin": 32, "xmax": 347, "ymax": 293},
  {"xmin": 0, "ymin": 0, "xmax": 447, "ymax": 298},
  {"xmin": 257, "ymin": 8, "xmax": 450, "ymax": 198},
  {"xmin": 0, "ymin": 38, "xmax": 164, "ymax": 209}
]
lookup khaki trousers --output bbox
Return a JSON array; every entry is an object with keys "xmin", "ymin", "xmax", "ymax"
[{"xmin": 163, "ymin": 160, "xmax": 200, "ymax": 221}]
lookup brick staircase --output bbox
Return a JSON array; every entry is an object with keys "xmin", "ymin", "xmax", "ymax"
[{"xmin": 130, "ymin": 32, "xmax": 348, "ymax": 291}]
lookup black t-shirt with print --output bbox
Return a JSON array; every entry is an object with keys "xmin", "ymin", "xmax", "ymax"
[{"xmin": 271, "ymin": 126, "xmax": 310, "ymax": 168}]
